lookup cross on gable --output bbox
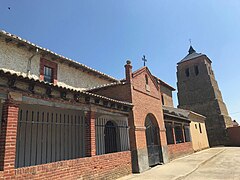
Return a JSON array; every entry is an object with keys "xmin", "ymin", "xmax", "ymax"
[{"xmin": 142, "ymin": 55, "xmax": 147, "ymax": 66}]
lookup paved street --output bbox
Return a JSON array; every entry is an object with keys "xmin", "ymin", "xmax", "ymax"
[{"xmin": 119, "ymin": 147, "xmax": 240, "ymax": 180}]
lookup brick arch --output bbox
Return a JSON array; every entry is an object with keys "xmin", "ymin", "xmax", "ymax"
[
  {"xmin": 145, "ymin": 113, "xmax": 163, "ymax": 166},
  {"xmin": 145, "ymin": 113, "xmax": 160, "ymax": 130}
]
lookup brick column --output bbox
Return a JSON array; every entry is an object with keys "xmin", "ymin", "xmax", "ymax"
[
  {"xmin": 182, "ymin": 124, "xmax": 186, "ymax": 143},
  {"xmin": 0, "ymin": 99, "xmax": 19, "ymax": 177},
  {"xmin": 85, "ymin": 111, "xmax": 96, "ymax": 157},
  {"xmin": 172, "ymin": 122, "xmax": 176, "ymax": 144}
]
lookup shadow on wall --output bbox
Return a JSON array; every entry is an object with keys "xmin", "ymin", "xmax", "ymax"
[{"xmin": 227, "ymin": 127, "xmax": 240, "ymax": 146}]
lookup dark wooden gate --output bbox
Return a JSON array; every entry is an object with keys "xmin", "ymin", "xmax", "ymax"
[{"xmin": 145, "ymin": 116, "xmax": 162, "ymax": 167}]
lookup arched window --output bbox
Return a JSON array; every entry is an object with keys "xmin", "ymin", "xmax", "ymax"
[
  {"xmin": 104, "ymin": 121, "xmax": 118, "ymax": 153},
  {"xmin": 145, "ymin": 74, "xmax": 149, "ymax": 85}
]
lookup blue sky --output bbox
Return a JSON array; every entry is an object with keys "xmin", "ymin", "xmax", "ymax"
[{"xmin": 1, "ymin": 0, "xmax": 240, "ymax": 123}]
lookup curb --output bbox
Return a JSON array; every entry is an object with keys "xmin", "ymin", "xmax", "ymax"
[{"xmin": 173, "ymin": 148, "xmax": 226, "ymax": 180}]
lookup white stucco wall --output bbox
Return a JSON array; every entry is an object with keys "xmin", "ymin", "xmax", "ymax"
[
  {"xmin": 0, "ymin": 39, "xmax": 113, "ymax": 89},
  {"xmin": 0, "ymin": 39, "xmax": 40, "ymax": 80},
  {"xmin": 57, "ymin": 62, "xmax": 110, "ymax": 89}
]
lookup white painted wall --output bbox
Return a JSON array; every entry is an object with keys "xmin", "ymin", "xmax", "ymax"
[{"xmin": 0, "ymin": 39, "xmax": 113, "ymax": 89}]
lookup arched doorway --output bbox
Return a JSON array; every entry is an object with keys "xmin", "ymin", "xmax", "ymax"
[
  {"xmin": 145, "ymin": 114, "xmax": 163, "ymax": 167},
  {"xmin": 104, "ymin": 121, "xmax": 118, "ymax": 153}
]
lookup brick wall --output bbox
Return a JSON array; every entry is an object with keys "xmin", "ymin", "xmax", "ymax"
[
  {"xmin": 0, "ymin": 98, "xmax": 132, "ymax": 179},
  {"xmin": 90, "ymin": 64, "xmax": 169, "ymax": 172},
  {"xmin": 131, "ymin": 68, "xmax": 167, "ymax": 148},
  {"xmin": 167, "ymin": 142, "xmax": 194, "ymax": 160},
  {"xmin": 227, "ymin": 127, "xmax": 240, "ymax": 146},
  {"xmin": 90, "ymin": 84, "xmax": 132, "ymax": 103},
  {"xmin": 0, "ymin": 100, "xmax": 19, "ymax": 178},
  {"xmin": 11, "ymin": 151, "xmax": 131, "ymax": 180}
]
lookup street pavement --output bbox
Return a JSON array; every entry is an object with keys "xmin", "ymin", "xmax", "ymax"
[{"xmin": 118, "ymin": 147, "xmax": 240, "ymax": 180}]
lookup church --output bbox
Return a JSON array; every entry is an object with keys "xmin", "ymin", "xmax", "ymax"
[{"xmin": 0, "ymin": 29, "xmax": 232, "ymax": 179}]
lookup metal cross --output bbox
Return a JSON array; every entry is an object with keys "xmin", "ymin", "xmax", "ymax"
[{"xmin": 142, "ymin": 55, "xmax": 147, "ymax": 66}]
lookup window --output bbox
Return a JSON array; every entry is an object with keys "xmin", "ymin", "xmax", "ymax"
[
  {"xmin": 199, "ymin": 123, "xmax": 202, "ymax": 133},
  {"xmin": 165, "ymin": 122, "xmax": 174, "ymax": 144},
  {"xmin": 161, "ymin": 94, "xmax": 165, "ymax": 105},
  {"xmin": 44, "ymin": 66, "xmax": 53, "ymax": 83},
  {"xmin": 185, "ymin": 68, "xmax": 190, "ymax": 77},
  {"xmin": 145, "ymin": 74, "xmax": 149, "ymax": 85},
  {"xmin": 195, "ymin": 124, "xmax": 197, "ymax": 129},
  {"xmin": 174, "ymin": 124, "xmax": 184, "ymax": 143},
  {"xmin": 194, "ymin": 65, "xmax": 199, "ymax": 76},
  {"xmin": 40, "ymin": 58, "xmax": 58, "ymax": 84},
  {"xmin": 208, "ymin": 66, "xmax": 212, "ymax": 75},
  {"xmin": 184, "ymin": 125, "xmax": 191, "ymax": 142}
]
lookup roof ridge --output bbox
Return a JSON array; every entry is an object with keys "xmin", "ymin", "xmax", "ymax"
[
  {"xmin": 0, "ymin": 29, "xmax": 118, "ymax": 82},
  {"xmin": 86, "ymin": 81, "xmax": 126, "ymax": 91}
]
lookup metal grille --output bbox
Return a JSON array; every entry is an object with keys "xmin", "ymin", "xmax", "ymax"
[
  {"xmin": 104, "ymin": 121, "xmax": 118, "ymax": 153},
  {"xmin": 95, "ymin": 117, "xmax": 130, "ymax": 155},
  {"xmin": 15, "ymin": 104, "xmax": 86, "ymax": 168}
]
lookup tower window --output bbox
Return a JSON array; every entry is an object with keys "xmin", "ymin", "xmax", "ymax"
[
  {"xmin": 185, "ymin": 68, "xmax": 190, "ymax": 77},
  {"xmin": 208, "ymin": 66, "xmax": 213, "ymax": 75},
  {"xmin": 194, "ymin": 65, "xmax": 199, "ymax": 76}
]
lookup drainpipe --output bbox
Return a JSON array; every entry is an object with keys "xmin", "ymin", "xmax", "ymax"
[{"xmin": 27, "ymin": 48, "xmax": 39, "ymax": 76}]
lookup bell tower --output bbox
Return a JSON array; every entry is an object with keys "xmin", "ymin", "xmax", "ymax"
[{"xmin": 177, "ymin": 46, "xmax": 232, "ymax": 146}]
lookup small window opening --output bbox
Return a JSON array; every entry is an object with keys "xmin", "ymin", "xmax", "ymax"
[
  {"xmin": 185, "ymin": 68, "xmax": 190, "ymax": 77},
  {"xmin": 184, "ymin": 125, "xmax": 191, "ymax": 142},
  {"xmin": 208, "ymin": 66, "xmax": 213, "ymax": 75},
  {"xmin": 161, "ymin": 94, "xmax": 165, "ymax": 105},
  {"xmin": 44, "ymin": 66, "xmax": 53, "ymax": 83},
  {"xmin": 194, "ymin": 65, "xmax": 199, "ymax": 76},
  {"xmin": 145, "ymin": 74, "xmax": 149, "ymax": 85},
  {"xmin": 199, "ymin": 123, "xmax": 202, "ymax": 133},
  {"xmin": 174, "ymin": 124, "xmax": 184, "ymax": 143},
  {"xmin": 195, "ymin": 124, "xmax": 197, "ymax": 129},
  {"xmin": 165, "ymin": 122, "xmax": 174, "ymax": 145}
]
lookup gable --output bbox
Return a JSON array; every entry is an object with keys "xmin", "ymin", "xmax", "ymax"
[{"xmin": 132, "ymin": 67, "xmax": 160, "ymax": 98}]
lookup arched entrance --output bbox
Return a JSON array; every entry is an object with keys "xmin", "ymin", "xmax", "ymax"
[
  {"xmin": 145, "ymin": 114, "xmax": 163, "ymax": 167},
  {"xmin": 104, "ymin": 121, "xmax": 118, "ymax": 153}
]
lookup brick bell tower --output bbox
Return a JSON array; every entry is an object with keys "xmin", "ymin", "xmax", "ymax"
[{"xmin": 177, "ymin": 46, "xmax": 233, "ymax": 146}]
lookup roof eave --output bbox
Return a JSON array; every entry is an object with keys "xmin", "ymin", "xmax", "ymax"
[{"xmin": 0, "ymin": 30, "xmax": 118, "ymax": 82}]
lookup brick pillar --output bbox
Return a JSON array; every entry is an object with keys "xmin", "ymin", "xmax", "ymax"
[
  {"xmin": 0, "ymin": 100, "xmax": 19, "ymax": 177},
  {"xmin": 182, "ymin": 124, "xmax": 186, "ymax": 143},
  {"xmin": 172, "ymin": 122, "xmax": 176, "ymax": 144},
  {"xmin": 85, "ymin": 111, "xmax": 96, "ymax": 157},
  {"xmin": 124, "ymin": 60, "xmax": 133, "ymax": 84}
]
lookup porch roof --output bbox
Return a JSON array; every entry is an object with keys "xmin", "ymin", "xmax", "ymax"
[{"xmin": 0, "ymin": 68, "xmax": 132, "ymax": 107}]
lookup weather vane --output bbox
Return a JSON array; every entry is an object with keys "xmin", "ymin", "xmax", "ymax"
[{"xmin": 142, "ymin": 55, "xmax": 147, "ymax": 66}]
